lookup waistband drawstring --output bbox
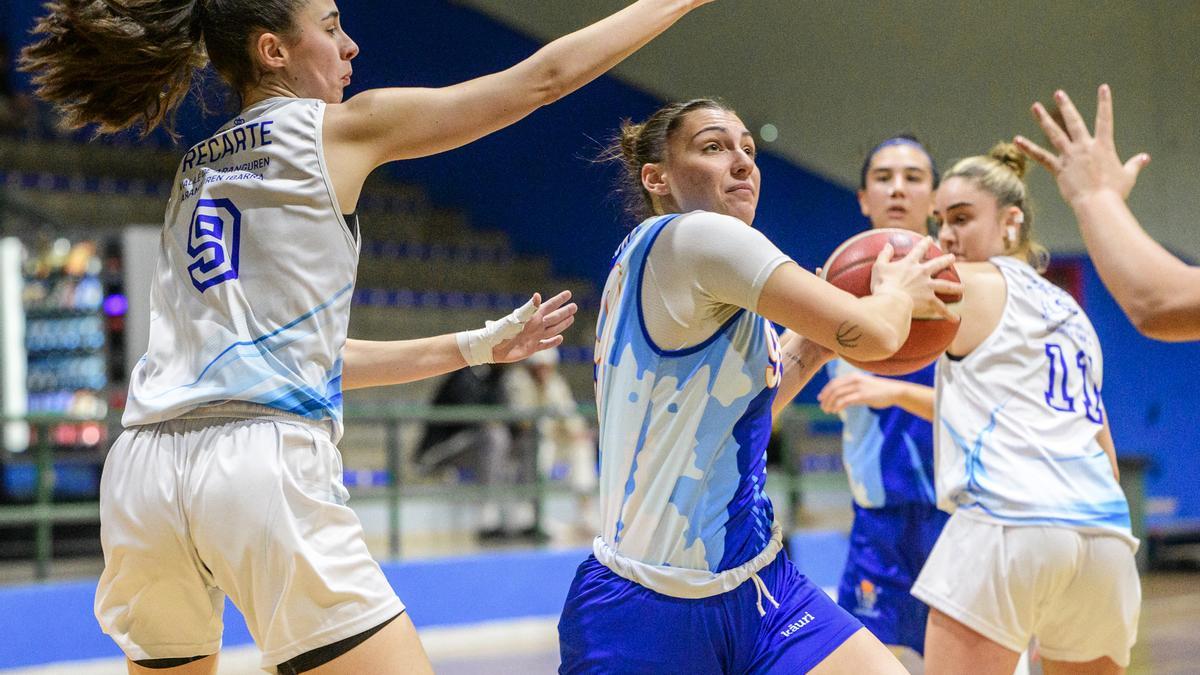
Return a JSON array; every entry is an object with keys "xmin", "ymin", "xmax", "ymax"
[{"xmin": 750, "ymin": 572, "xmax": 779, "ymax": 617}]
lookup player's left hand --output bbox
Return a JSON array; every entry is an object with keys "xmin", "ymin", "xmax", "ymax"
[
  {"xmin": 492, "ymin": 290, "xmax": 578, "ymax": 363},
  {"xmin": 817, "ymin": 371, "xmax": 899, "ymax": 413}
]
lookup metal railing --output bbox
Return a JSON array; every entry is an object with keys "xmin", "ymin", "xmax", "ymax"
[
  {"xmin": 0, "ymin": 404, "xmax": 835, "ymax": 579},
  {"xmin": 6, "ymin": 404, "xmax": 1148, "ymax": 580}
]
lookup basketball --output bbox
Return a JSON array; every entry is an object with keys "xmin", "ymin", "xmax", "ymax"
[{"xmin": 821, "ymin": 228, "xmax": 961, "ymax": 375}]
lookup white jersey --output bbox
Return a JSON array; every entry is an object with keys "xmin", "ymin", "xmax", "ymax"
[
  {"xmin": 933, "ymin": 256, "xmax": 1133, "ymax": 543},
  {"xmin": 124, "ymin": 97, "xmax": 359, "ymax": 439}
]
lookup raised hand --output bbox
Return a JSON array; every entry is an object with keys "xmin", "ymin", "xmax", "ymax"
[
  {"xmin": 870, "ymin": 237, "xmax": 961, "ymax": 320},
  {"xmin": 492, "ymin": 290, "xmax": 578, "ymax": 363},
  {"xmin": 1014, "ymin": 85, "xmax": 1151, "ymax": 207}
]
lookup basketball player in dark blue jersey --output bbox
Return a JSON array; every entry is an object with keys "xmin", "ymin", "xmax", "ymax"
[{"xmin": 816, "ymin": 136, "xmax": 949, "ymax": 665}]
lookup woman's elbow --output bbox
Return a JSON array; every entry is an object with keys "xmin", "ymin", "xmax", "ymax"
[
  {"xmin": 874, "ymin": 330, "xmax": 905, "ymax": 360},
  {"xmin": 1124, "ymin": 297, "xmax": 1189, "ymax": 341},
  {"xmin": 524, "ymin": 56, "xmax": 568, "ymax": 106},
  {"xmin": 1132, "ymin": 312, "xmax": 1194, "ymax": 342},
  {"xmin": 849, "ymin": 325, "xmax": 904, "ymax": 362}
]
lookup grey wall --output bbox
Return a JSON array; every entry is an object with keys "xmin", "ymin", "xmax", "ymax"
[{"xmin": 458, "ymin": 1, "xmax": 1200, "ymax": 258}]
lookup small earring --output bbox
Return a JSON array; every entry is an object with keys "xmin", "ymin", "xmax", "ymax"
[{"xmin": 1006, "ymin": 225, "xmax": 1017, "ymax": 243}]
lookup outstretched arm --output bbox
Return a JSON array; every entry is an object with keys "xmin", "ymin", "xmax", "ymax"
[
  {"xmin": 325, "ymin": 0, "xmax": 713, "ymax": 199},
  {"xmin": 1015, "ymin": 85, "xmax": 1200, "ymax": 341},
  {"xmin": 342, "ymin": 291, "xmax": 576, "ymax": 390}
]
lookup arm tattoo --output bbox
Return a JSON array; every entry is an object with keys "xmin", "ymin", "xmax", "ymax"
[
  {"xmin": 782, "ymin": 350, "xmax": 806, "ymax": 370},
  {"xmin": 836, "ymin": 321, "xmax": 863, "ymax": 348}
]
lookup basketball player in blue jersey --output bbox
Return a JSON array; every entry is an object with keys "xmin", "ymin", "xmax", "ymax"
[
  {"xmin": 1015, "ymin": 86, "xmax": 1200, "ymax": 341},
  {"xmin": 816, "ymin": 136, "xmax": 950, "ymax": 665},
  {"xmin": 557, "ymin": 98, "xmax": 961, "ymax": 674},
  {"xmin": 21, "ymin": 1, "xmax": 722, "ymax": 672},
  {"xmin": 824, "ymin": 143, "xmax": 1141, "ymax": 674}
]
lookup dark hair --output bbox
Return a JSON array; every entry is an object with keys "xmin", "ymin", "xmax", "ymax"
[
  {"xmin": 19, "ymin": 0, "xmax": 304, "ymax": 137},
  {"xmin": 601, "ymin": 98, "xmax": 735, "ymax": 221},
  {"xmin": 859, "ymin": 134, "xmax": 940, "ymax": 189}
]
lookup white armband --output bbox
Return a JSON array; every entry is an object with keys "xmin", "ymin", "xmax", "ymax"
[{"xmin": 455, "ymin": 297, "xmax": 538, "ymax": 366}]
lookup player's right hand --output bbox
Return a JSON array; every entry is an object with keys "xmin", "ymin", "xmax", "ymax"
[
  {"xmin": 818, "ymin": 372, "xmax": 900, "ymax": 413},
  {"xmin": 1014, "ymin": 85, "xmax": 1151, "ymax": 208},
  {"xmin": 870, "ymin": 237, "xmax": 961, "ymax": 320}
]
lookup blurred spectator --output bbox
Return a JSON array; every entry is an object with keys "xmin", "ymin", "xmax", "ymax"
[
  {"xmin": 502, "ymin": 347, "xmax": 597, "ymax": 538},
  {"xmin": 414, "ymin": 364, "xmax": 539, "ymax": 541}
]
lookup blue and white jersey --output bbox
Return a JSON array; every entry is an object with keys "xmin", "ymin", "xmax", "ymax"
[
  {"xmin": 829, "ymin": 360, "xmax": 937, "ymax": 509},
  {"xmin": 933, "ymin": 256, "xmax": 1133, "ymax": 544},
  {"xmin": 124, "ymin": 97, "xmax": 358, "ymax": 439},
  {"xmin": 593, "ymin": 214, "xmax": 784, "ymax": 584}
]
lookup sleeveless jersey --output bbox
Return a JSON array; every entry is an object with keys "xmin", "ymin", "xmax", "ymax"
[
  {"xmin": 123, "ymin": 97, "xmax": 359, "ymax": 439},
  {"xmin": 593, "ymin": 214, "xmax": 783, "ymax": 575},
  {"xmin": 829, "ymin": 360, "xmax": 937, "ymax": 508},
  {"xmin": 933, "ymin": 256, "xmax": 1133, "ymax": 543}
]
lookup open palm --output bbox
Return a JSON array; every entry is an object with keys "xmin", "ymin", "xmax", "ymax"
[{"xmin": 492, "ymin": 290, "xmax": 578, "ymax": 363}]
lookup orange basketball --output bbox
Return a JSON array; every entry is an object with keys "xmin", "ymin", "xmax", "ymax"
[{"xmin": 821, "ymin": 228, "xmax": 961, "ymax": 375}]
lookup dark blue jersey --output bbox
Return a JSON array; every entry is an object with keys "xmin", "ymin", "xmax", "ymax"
[{"xmin": 828, "ymin": 360, "xmax": 936, "ymax": 508}]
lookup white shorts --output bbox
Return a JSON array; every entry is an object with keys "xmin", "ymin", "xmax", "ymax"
[
  {"xmin": 912, "ymin": 511, "xmax": 1140, "ymax": 667},
  {"xmin": 94, "ymin": 408, "xmax": 404, "ymax": 669}
]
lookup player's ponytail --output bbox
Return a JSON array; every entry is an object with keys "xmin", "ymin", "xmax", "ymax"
[
  {"xmin": 946, "ymin": 142, "xmax": 1049, "ymax": 272},
  {"xmin": 601, "ymin": 98, "xmax": 733, "ymax": 222},
  {"xmin": 20, "ymin": 0, "xmax": 206, "ymax": 137},
  {"xmin": 20, "ymin": 0, "xmax": 304, "ymax": 138}
]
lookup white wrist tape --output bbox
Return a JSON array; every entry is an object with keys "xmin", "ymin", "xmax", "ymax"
[{"xmin": 456, "ymin": 297, "xmax": 538, "ymax": 366}]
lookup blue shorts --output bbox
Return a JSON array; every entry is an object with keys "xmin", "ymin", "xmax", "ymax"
[
  {"xmin": 836, "ymin": 502, "xmax": 949, "ymax": 654},
  {"xmin": 559, "ymin": 551, "xmax": 862, "ymax": 674}
]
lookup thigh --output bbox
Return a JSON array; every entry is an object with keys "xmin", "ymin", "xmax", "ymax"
[
  {"xmin": 186, "ymin": 419, "xmax": 404, "ymax": 669},
  {"xmin": 95, "ymin": 427, "xmax": 225, "ymax": 662},
  {"xmin": 923, "ymin": 608, "xmax": 1021, "ymax": 675},
  {"xmin": 1037, "ymin": 535, "xmax": 1140, "ymax": 668},
  {"xmin": 558, "ymin": 557, "xmax": 729, "ymax": 675},
  {"xmin": 808, "ymin": 628, "xmax": 907, "ymax": 675},
  {"xmin": 304, "ymin": 612, "xmax": 433, "ymax": 675},
  {"xmin": 751, "ymin": 556, "xmax": 864, "ymax": 673},
  {"xmin": 1041, "ymin": 656, "xmax": 1124, "ymax": 675}
]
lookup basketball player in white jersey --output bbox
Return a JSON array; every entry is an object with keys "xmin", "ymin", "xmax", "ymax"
[
  {"xmin": 820, "ymin": 142, "xmax": 1140, "ymax": 673},
  {"xmin": 558, "ymin": 98, "xmax": 960, "ymax": 674},
  {"xmin": 21, "ymin": 1, "xmax": 721, "ymax": 672},
  {"xmin": 1015, "ymin": 85, "xmax": 1200, "ymax": 341}
]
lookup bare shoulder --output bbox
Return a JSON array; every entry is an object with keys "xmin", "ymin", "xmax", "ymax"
[
  {"xmin": 955, "ymin": 261, "xmax": 1004, "ymax": 285},
  {"xmin": 948, "ymin": 261, "xmax": 1007, "ymax": 356},
  {"xmin": 320, "ymin": 93, "xmax": 372, "ymax": 144}
]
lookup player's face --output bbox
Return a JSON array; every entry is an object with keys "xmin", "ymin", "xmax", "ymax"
[
  {"xmin": 934, "ymin": 176, "xmax": 1007, "ymax": 262},
  {"xmin": 283, "ymin": 0, "xmax": 359, "ymax": 103},
  {"xmin": 658, "ymin": 109, "xmax": 760, "ymax": 225},
  {"xmin": 857, "ymin": 145, "xmax": 935, "ymax": 234}
]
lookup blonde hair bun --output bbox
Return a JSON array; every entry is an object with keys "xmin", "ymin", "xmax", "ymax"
[{"xmin": 988, "ymin": 142, "xmax": 1028, "ymax": 180}]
